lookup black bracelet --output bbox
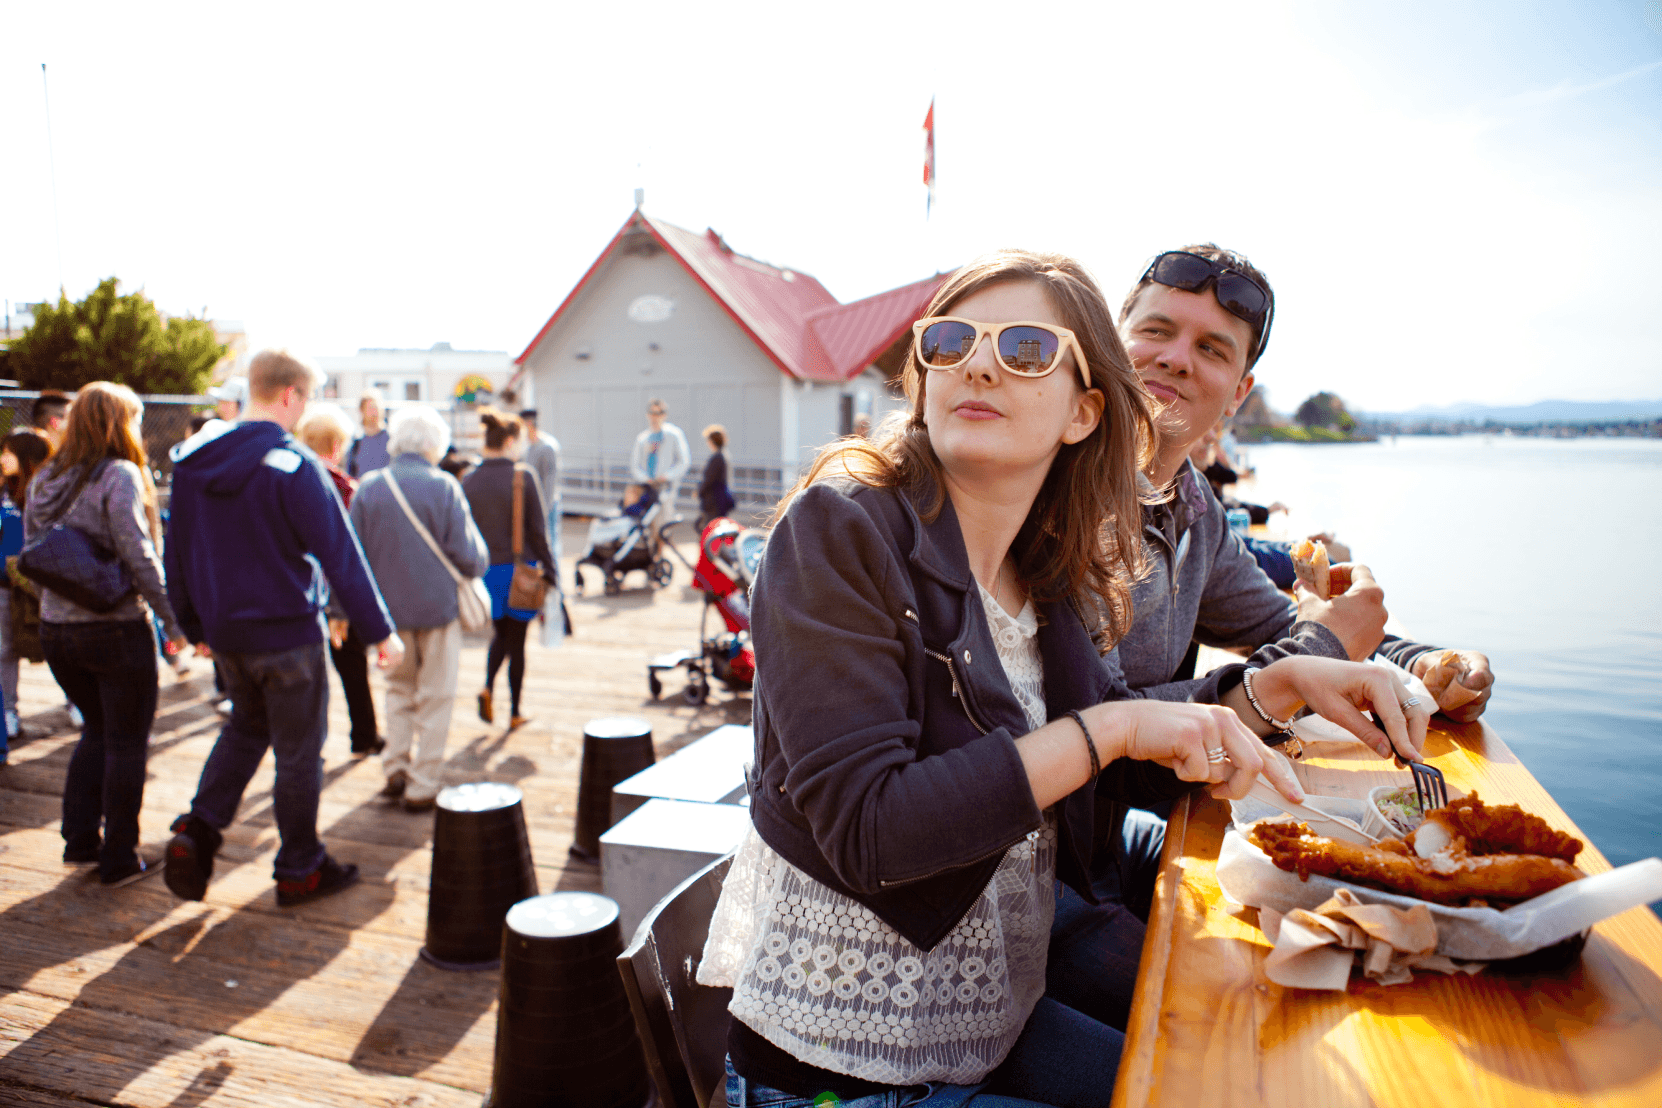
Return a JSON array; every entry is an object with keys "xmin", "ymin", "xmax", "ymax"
[{"xmin": 1066, "ymin": 709, "xmax": 1101, "ymax": 779}]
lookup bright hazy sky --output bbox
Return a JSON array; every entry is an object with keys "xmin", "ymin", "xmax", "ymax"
[{"xmin": 5, "ymin": 0, "xmax": 1659, "ymax": 412}]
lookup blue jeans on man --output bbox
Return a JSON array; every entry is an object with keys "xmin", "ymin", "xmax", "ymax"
[
  {"xmin": 186, "ymin": 641, "xmax": 330, "ymax": 881},
  {"xmin": 1043, "ymin": 807, "xmax": 1166, "ymax": 1034}
]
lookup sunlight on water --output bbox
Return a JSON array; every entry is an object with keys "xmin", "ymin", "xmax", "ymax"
[{"xmin": 1235, "ymin": 437, "xmax": 1662, "ymax": 880}]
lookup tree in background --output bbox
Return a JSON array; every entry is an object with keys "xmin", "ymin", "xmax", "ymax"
[
  {"xmin": 1233, "ymin": 385, "xmax": 1280, "ymax": 431},
  {"xmin": 8, "ymin": 278, "xmax": 224, "ymax": 396},
  {"xmin": 1295, "ymin": 391, "xmax": 1357, "ymax": 433}
]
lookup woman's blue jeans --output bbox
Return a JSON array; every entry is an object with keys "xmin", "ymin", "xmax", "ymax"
[
  {"xmin": 44, "ymin": 620, "xmax": 160, "ymax": 879},
  {"xmin": 725, "ymin": 996, "xmax": 1121, "ymax": 1108}
]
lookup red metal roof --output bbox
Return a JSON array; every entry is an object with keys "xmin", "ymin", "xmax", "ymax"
[
  {"xmin": 800, "ymin": 272, "xmax": 949, "ymax": 382},
  {"xmin": 515, "ymin": 211, "xmax": 947, "ymax": 383}
]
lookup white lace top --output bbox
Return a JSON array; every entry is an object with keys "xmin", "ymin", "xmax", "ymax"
[{"xmin": 699, "ymin": 585, "xmax": 1053, "ymax": 1086}]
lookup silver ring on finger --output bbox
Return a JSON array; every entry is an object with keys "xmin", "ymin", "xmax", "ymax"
[
  {"xmin": 1206, "ymin": 746, "xmax": 1228, "ymax": 764},
  {"xmin": 1401, "ymin": 697, "xmax": 1422, "ymax": 709}
]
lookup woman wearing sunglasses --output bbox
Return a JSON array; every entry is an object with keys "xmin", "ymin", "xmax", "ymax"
[{"xmin": 698, "ymin": 251, "xmax": 1309, "ymax": 1107}]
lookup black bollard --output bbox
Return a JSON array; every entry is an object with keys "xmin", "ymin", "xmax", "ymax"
[
  {"xmin": 487, "ymin": 892, "xmax": 651, "ymax": 1108},
  {"xmin": 421, "ymin": 782, "xmax": 538, "ymax": 971},
  {"xmin": 569, "ymin": 717, "xmax": 655, "ymax": 862}
]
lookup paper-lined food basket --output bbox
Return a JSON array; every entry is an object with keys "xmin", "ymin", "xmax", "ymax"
[{"xmin": 1219, "ymin": 791, "xmax": 1662, "ymax": 962}]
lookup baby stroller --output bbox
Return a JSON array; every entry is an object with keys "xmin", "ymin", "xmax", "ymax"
[
  {"xmin": 648, "ymin": 517, "xmax": 764, "ymax": 705},
  {"xmin": 575, "ymin": 483, "xmax": 675, "ymax": 596}
]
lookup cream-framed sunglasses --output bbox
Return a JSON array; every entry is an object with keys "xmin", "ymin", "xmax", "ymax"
[{"xmin": 911, "ymin": 316, "xmax": 1092, "ymax": 390}]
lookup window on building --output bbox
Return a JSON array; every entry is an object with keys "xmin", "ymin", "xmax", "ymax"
[{"xmin": 404, "ymin": 381, "xmax": 421, "ymax": 401}]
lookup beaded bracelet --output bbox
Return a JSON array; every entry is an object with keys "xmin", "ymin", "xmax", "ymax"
[
  {"xmin": 1066, "ymin": 709, "xmax": 1101, "ymax": 779},
  {"xmin": 1241, "ymin": 668, "xmax": 1295, "ymax": 731}
]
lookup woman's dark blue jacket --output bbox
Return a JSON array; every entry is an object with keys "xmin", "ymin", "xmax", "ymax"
[{"xmin": 747, "ymin": 478, "xmax": 1234, "ymax": 952}]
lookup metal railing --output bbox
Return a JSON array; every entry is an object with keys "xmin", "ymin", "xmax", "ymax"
[
  {"xmin": 0, "ymin": 390, "xmax": 208, "ymax": 485},
  {"xmin": 555, "ymin": 453, "xmax": 787, "ymax": 519}
]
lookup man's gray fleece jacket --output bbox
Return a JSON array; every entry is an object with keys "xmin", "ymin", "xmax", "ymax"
[{"xmin": 1111, "ymin": 460, "xmax": 1435, "ymax": 697}]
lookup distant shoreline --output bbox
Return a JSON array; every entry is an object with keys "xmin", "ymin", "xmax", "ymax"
[{"xmin": 1240, "ymin": 420, "xmax": 1659, "ymax": 442}]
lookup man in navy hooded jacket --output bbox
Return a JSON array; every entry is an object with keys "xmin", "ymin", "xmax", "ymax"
[{"xmin": 163, "ymin": 349, "xmax": 403, "ymax": 908}]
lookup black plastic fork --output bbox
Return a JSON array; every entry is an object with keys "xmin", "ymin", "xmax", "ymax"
[
  {"xmin": 1372, "ymin": 717, "xmax": 1450, "ymax": 814},
  {"xmin": 1408, "ymin": 760, "xmax": 1449, "ymax": 814}
]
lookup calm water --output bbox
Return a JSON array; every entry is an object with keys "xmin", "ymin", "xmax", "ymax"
[{"xmin": 1236, "ymin": 436, "xmax": 1662, "ymax": 888}]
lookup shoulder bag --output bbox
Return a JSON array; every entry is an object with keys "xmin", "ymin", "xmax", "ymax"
[
  {"xmin": 16, "ymin": 460, "xmax": 136, "ymax": 614},
  {"xmin": 383, "ymin": 468, "xmax": 492, "ymax": 633},
  {"xmin": 508, "ymin": 465, "xmax": 550, "ymax": 612}
]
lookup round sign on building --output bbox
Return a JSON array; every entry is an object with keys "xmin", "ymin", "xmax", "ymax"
[{"xmin": 627, "ymin": 295, "xmax": 675, "ymax": 324}]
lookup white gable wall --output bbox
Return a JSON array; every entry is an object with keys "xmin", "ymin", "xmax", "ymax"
[
  {"xmin": 522, "ymin": 249, "xmax": 786, "ymax": 473},
  {"xmin": 520, "ymin": 241, "xmax": 912, "ymax": 512}
]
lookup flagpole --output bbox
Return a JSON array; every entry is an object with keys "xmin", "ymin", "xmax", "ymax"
[{"xmin": 42, "ymin": 63, "xmax": 66, "ymax": 297}]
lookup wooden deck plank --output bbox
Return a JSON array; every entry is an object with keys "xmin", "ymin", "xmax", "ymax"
[
  {"xmin": 0, "ymin": 990, "xmax": 482, "ymax": 1107},
  {"xmin": 0, "ymin": 520, "xmax": 744, "ymax": 1105}
]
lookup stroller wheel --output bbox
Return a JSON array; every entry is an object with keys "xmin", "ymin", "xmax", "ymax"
[
  {"xmin": 683, "ymin": 671, "xmax": 708, "ymax": 706},
  {"xmin": 651, "ymin": 558, "xmax": 673, "ymax": 586},
  {"xmin": 648, "ymin": 673, "xmax": 662, "ymax": 700}
]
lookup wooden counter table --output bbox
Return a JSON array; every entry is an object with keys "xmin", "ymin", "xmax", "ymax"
[{"xmin": 1112, "ymin": 717, "xmax": 1662, "ymax": 1108}]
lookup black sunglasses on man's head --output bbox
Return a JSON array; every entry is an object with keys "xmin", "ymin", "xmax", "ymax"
[{"xmin": 1141, "ymin": 251, "xmax": 1275, "ymax": 366}]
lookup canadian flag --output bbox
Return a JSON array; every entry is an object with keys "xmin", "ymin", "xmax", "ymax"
[{"xmin": 923, "ymin": 98, "xmax": 935, "ymax": 216}]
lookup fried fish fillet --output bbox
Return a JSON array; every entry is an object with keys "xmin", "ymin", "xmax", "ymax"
[
  {"xmin": 1248, "ymin": 817, "xmax": 1583, "ymax": 906},
  {"xmin": 1409, "ymin": 794, "xmax": 1582, "ymax": 863}
]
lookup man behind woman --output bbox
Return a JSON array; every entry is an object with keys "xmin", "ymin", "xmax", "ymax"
[{"xmin": 22, "ymin": 383, "xmax": 184, "ymax": 886}]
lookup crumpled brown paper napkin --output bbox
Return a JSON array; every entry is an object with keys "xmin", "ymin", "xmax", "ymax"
[
  {"xmin": 1260, "ymin": 887, "xmax": 1487, "ymax": 989},
  {"xmin": 1421, "ymin": 650, "xmax": 1483, "ymax": 712}
]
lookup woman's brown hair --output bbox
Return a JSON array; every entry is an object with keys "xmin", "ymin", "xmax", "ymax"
[
  {"xmin": 479, "ymin": 407, "xmax": 523, "ymax": 451},
  {"xmin": 3, "ymin": 428, "xmax": 54, "ymax": 510},
  {"xmin": 44, "ymin": 382, "xmax": 163, "ymax": 544},
  {"xmin": 775, "ymin": 250, "xmax": 1157, "ymax": 650}
]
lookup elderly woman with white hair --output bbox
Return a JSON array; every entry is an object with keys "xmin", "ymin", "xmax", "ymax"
[{"xmin": 349, "ymin": 405, "xmax": 489, "ymax": 812}]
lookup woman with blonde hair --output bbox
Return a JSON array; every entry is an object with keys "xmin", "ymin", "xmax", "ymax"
[
  {"xmin": 23, "ymin": 382, "xmax": 185, "ymax": 887},
  {"xmin": 295, "ymin": 402, "xmax": 384, "ymax": 757},
  {"xmin": 698, "ymin": 251, "xmax": 1418, "ymax": 1105}
]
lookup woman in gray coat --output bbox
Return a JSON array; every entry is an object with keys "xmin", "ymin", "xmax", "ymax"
[
  {"xmin": 24, "ymin": 382, "xmax": 185, "ymax": 886},
  {"xmin": 349, "ymin": 406, "xmax": 488, "ymax": 811}
]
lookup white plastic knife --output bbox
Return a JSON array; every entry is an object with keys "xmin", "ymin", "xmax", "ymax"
[{"xmin": 1245, "ymin": 777, "xmax": 1382, "ymax": 846}]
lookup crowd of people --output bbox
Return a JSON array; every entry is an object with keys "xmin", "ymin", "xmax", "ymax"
[
  {"xmin": 0, "ymin": 241, "xmax": 1500, "ymax": 1107},
  {"xmin": 0, "ymin": 358, "xmax": 562, "ymax": 901}
]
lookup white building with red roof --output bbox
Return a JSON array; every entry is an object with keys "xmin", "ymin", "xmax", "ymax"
[{"xmin": 512, "ymin": 208, "xmax": 946, "ymax": 514}]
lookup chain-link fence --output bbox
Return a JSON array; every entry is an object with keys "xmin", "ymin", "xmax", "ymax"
[{"xmin": 0, "ymin": 390, "xmax": 210, "ymax": 489}]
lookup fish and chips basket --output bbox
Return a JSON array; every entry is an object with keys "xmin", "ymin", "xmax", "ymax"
[{"xmin": 1217, "ymin": 791, "xmax": 1662, "ymax": 987}]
